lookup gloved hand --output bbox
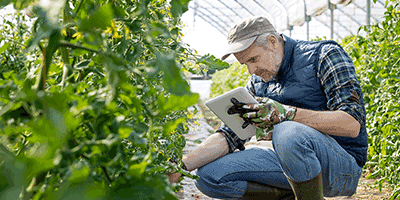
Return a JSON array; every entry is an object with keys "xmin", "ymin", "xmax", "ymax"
[{"xmin": 227, "ymin": 97, "xmax": 297, "ymax": 140}]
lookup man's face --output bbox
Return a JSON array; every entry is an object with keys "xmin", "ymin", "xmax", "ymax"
[{"xmin": 233, "ymin": 35, "xmax": 283, "ymax": 82}]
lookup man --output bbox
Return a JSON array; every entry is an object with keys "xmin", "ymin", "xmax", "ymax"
[{"xmin": 168, "ymin": 16, "xmax": 368, "ymax": 200}]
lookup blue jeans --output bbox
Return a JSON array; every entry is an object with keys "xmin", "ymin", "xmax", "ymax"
[{"xmin": 195, "ymin": 121, "xmax": 363, "ymax": 199}]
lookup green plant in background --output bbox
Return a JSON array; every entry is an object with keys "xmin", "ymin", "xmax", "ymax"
[
  {"xmin": 0, "ymin": 0, "xmax": 229, "ymax": 199},
  {"xmin": 210, "ymin": 62, "xmax": 250, "ymax": 98},
  {"xmin": 184, "ymin": 54, "xmax": 229, "ymax": 79},
  {"xmin": 341, "ymin": 1, "xmax": 400, "ymax": 199}
]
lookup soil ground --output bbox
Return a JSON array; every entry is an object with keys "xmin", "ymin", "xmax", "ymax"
[{"xmin": 176, "ymin": 99, "xmax": 397, "ymax": 200}]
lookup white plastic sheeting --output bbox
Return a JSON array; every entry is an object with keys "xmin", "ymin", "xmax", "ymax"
[
  {"xmin": 280, "ymin": 0, "xmax": 306, "ymax": 26},
  {"xmin": 305, "ymin": 0, "xmax": 329, "ymax": 16},
  {"xmin": 187, "ymin": 0, "xmax": 387, "ymax": 41}
]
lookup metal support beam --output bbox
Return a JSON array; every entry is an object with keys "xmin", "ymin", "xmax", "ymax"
[
  {"xmin": 265, "ymin": 0, "xmax": 290, "ymax": 31},
  {"xmin": 197, "ymin": 5, "xmax": 231, "ymax": 31},
  {"xmin": 313, "ymin": 17, "xmax": 342, "ymax": 40},
  {"xmin": 216, "ymin": 0, "xmax": 242, "ymax": 18},
  {"xmin": 322, "ymin": 12, "xmax": 353, "ymax": 36},
  {"xmin": 337, "ymin": 8, "xmax": 362, "ymax": 27},
  {"xmin": 289, "ymin": 25, "xmax": 293, "ymax": 37},
  {"xmin": 233, "ymin": 0, "xmax": 255, "ymax": 16},
  {"xmin": 203, "ymin": 0, "xmax": 236, "ymax": 24},
  {"xmin": 366, "ymin": 0, "xmax": 371, "ymax": 25},
  {"xmin": 250, "ymin": 0, "xmax": 278, "ymax": 27},
  {"xmin": 352, "ymin": 1, "xmax": 380, "ymax": 22},
  {"xmin": 232, "ymin": 0, "xmax": 276, "ymax": 26},
  {"xmin": 189, "ymin": 7, "xmax": 229, "ymax": 35},
  {"xmin": 193, "ymin": 0, "xmax": 198, "ymax": 29},
  {"xmin": 376, "ymin": 0, "xmax": 385, "ymax": 6},
  {"xmin": 302, "ymin": 0, "xmax": 309, "ymax": 40},
  {"xmin": 307, "ymin": 16, "xmax": 310, "ymax": 41},
  {"xmin": 329, "ymin": 2, "xmax": 335, "ymax": 40},
  {"xmin": 276, "ymin": 0, "xmax": 290, "ymax": 31}
]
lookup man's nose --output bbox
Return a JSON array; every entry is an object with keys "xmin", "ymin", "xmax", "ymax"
[{"xmin": 247, "ymin": 65, "xmax": 257, "ymax": 75}]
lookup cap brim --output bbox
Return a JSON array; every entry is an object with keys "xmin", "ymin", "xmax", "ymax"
[{"xmin": 221, "ymin": 36, "xmax": 257, "ymax": 60}]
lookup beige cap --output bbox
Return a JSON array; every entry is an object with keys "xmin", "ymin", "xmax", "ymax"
[{"xmin": 221, "ymin": 16, "xmax": 276, "ymax": 60}]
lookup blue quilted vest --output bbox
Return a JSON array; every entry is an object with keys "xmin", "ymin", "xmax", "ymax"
[{"xmin": 246, "ymin": 35, "xmax": 368, "ymax": 167}]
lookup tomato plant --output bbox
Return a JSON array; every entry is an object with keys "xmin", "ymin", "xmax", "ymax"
[
  {"xmin": 209, "ymin": 62, "xmax": 250, "ymax": 98},
  {"xmin": 341, "ymin": 1, "xmax": 400, "ymax": 199},
  {"xmin": 0, "ymin": 0, "xmax": 228, "ymax": 199}
]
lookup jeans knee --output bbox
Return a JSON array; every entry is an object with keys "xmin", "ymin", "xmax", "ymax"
[
  {"xmin": 194, "ymin": 166, "xmax": 218, "ymax": 197},
  {"xmin": 272, "ymin": 121, "xmax": 316, "ymax": 162},
  {"xmin": 272, "ymin": 121, "xmax": 305, "ymax": 147},
  {"xmin": 196, "ymin": 165, "xmax": 215, "ymax": 183}
]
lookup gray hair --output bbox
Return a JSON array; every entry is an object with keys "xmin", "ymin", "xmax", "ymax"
[{"xmin": 255, "ymin": 32, "xmax": 283, "ymax": 47}]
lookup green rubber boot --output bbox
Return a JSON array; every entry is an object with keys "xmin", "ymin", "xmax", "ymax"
[
  {"xmin": 286, "ymin": 172, "xmax": 324, "ymax": 200},
  {"xmin": 239, "ymin": 181, "xmax": 295, "ymax": 200}
]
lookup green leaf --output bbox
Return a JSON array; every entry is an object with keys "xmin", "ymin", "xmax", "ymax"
[
  {"xmin": 162, "ymin": 93, "xmax": 199, "ymax": 112},
  {"xmin": 156, "ymin": 53, "xmax": 191, "ymax": 96},
  {"xmin": 2, "ymin": 70, "xmax": 14, "ymax": 79},
  {"xmin": 0, "ymin": 42, "xmax": 10, "ymax": 54},
  {"xmin": 26, "ymin": 29, "xmax": 51, "ymax": 50},
  {"xmin": 128, "ymin": 161, "xmax": 148, "ymax": 178},
  {"xmin": 112, "ymin": 3, "xmax": 126, "ymax": 18},
  {"xmin": 170, "ymin": 0, "xmax": 190, "ymax": 18},
  {"xmin": 10, "ymin": 0, "xmax": 30, "ymax": 10},
  {"xmin": 81, "ymin": 3, "xmax": 113, "ymax": 32},
  {"xmin": 163, "ymin": 117, "xmax": 185, "ymax": 136},
  {"xmin": 0, "ymin": 101, "xmax": 14, "ymax": 117},
  {"xmin": 0, "ymin": 0, "xmax": 11, "ymax": 8},
  {"xmin": 74, "ymin": 60, "xmax": 91, "ymax": 70},
  {"xmin": 56, "ymin": 179, "xmax": 106, "ymax": 200},
  {"xmin": 118, "ymin": 126, "xmax": 132, "ymax": 139},
  {"xmin": 128, "ymin": 132, "xmax": 147, "ymax": 148},
  {"xmin": 0, "ymin": 157, "xmax": 25, "ymax": 199},
  {"xmin": 132, "ymin": 122, "xmax": 148, "ymax": 133},
  {"xmin": 68, "ymin": 161, "xmax": 90, "ymax": 183}
]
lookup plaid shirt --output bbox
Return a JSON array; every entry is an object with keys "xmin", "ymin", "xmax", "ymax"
[{"xmin": 217, "ymin": 42, "xmax": 366, "ymax": 154}]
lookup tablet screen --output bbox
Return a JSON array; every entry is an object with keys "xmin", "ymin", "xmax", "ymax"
[{"xmin": 205, "ymin": 87, "xmax": 258, "ymax": 140}]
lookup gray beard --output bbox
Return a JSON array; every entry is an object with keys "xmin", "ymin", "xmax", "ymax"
[{"xmin": 259, "ymin": 62, "xmax": 281, "ymax": 82}]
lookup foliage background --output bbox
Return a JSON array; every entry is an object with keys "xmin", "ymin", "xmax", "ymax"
[
  {"xmin": 209, "ymin": 62, "xmax": 250, "ymax": 98},
  {"xmin": 210, "ymin": 1, "xmax": 400, "ymax": 199},
  {"xmin": 341, "ymin": 1, "xmax": 400, "ymax": 198},
  {"xmin": 0, "ymin": 0, "xmax": 229, "ymax": 199}
]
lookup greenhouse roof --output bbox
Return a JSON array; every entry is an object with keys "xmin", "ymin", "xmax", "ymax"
[{"xmin": 185, "ymin": 0, "xmax": 387, "ymax": 41}]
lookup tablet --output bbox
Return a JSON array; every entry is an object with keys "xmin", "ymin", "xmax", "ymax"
[{"xmin": 205, "ymin": 87, "xmax": 258, "ymax": 140}]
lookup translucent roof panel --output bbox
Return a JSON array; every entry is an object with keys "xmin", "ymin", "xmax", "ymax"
[
  {"xmin": 256, "ymin": 0, "xmax": 289, "ymax": 32},
  {"xmin": 279, "ymin": 0, "xmax": 306, "ymax": 26},
  {"xmin": 305, "ymin": 0, "xmax": 329, "ymax": 16},
  {"xmin": 185, "ymin": 0, "xmax": 387, "ymax": 41}
]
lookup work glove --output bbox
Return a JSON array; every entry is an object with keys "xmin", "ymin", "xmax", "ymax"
[{"xmin": 227, "ymin": 97, "xmax": 297, "ymax": 140}]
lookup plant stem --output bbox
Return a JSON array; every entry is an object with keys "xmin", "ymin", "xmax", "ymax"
[
  {"xmin": 60, "ymin": 47, "xmax": 71, "ymax": 89},
  {"xmin": 59, "ymin": 41, "xmax": 100, "ymax": 53},
  {"xmin": 60, "ymin": 7, "xmax": 73, "ymax": 90},
  {"xmin": 36, "ymin": 30, "xmax": 62, "ymax": 91},
  {"xmin": 101, "ymin": 166, "xmax": 112, "ymax": 183},
  {"xmin": 73, "ymin": 0, "xmax": 85, "ymax": 17},
  {"xmin": 37, "ymin": 47, "xmax": 47, "ymax": 91}
]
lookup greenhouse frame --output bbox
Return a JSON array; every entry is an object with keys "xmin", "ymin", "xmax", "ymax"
[{"xmin": 188, "ymin": 0, "xmax": 387, "ymax": 41}]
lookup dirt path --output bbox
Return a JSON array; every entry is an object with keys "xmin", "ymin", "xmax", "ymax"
[{"xmin": 177, "ymin": 102, "xmax": 396, "ymax": 200}]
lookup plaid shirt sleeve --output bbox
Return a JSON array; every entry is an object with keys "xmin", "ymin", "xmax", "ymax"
[
  {"xmin": 317, "ymin": 43, "xmax": 366, "ymax": 128},
  {"xmin": 216, "ymin": 124, "xmax": 250, "ymax": 153}
]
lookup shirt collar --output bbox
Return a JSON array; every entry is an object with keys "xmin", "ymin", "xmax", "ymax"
[{"xmin": 277, "ymin": 34, "xmax": 296, "ymax": 81}]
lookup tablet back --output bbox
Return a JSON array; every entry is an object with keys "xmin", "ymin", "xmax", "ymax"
[{"xmin": 205, "ymin": 87, "xmax": 258, "ymax": 140}]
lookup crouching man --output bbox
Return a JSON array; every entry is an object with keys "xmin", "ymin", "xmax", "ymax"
[{"xmin": 168, "ymin": 16, "xmax": 368, "ymax": 200}]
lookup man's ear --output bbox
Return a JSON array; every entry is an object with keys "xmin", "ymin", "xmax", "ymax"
[{"xmin": 268, "ymin": 34, "xmax": 279, "ymax": 50}]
